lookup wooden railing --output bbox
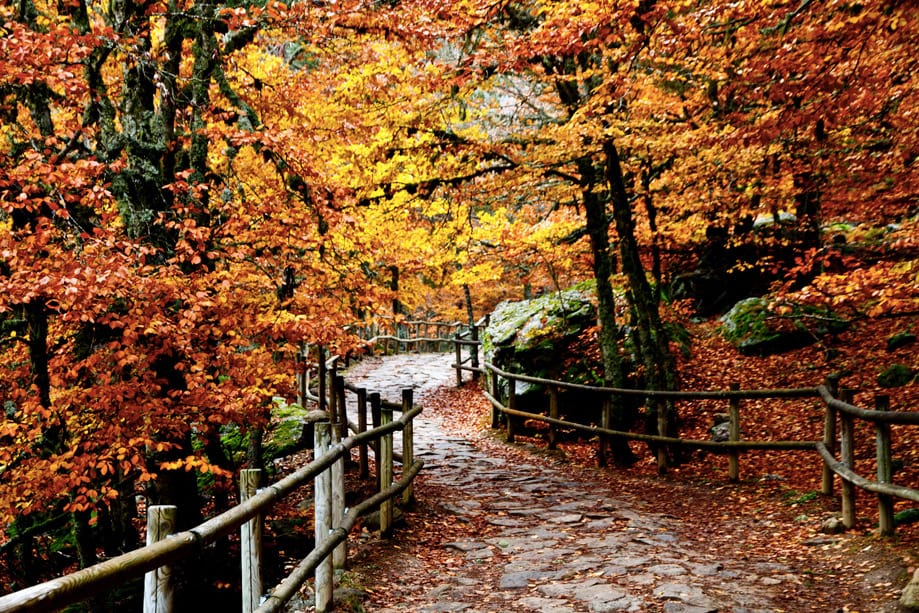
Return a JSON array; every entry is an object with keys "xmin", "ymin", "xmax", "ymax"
[
  {"xmin": 0, "ymin": 371, "xmax": 424, "ymax": 613},
  {"xmin": 352, "ymin": 318, "xmax": 469, "ymax": 355},
  {"xmin": 446, "ymin": 332, "xmax": 919, "ymax": 538},
  {"xmin": 300, "ymin": 321, "xmax": 919, "ymax": 539}
]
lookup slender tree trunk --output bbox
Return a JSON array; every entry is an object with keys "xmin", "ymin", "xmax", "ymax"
[
  {"xmin": 72, "ymin": 510, "xmax": 98, "ymax": 570},
  {"xmin": 640, "ymin": 158, "xmax": 663, "ymax": 303},
  {"xmin": 390, "ymin": 265, "xmax": 401, "ymax": 316},
  {"xmin": 463, "ymin": 284, "xmax": 479, "ymax": 376}
]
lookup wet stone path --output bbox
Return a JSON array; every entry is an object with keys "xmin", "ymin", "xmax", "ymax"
[{"xmin": 339, "ymin": 353, "xmax": 799, "ymax": 613}]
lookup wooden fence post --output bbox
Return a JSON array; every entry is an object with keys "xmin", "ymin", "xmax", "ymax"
[
  {"xmin": 548, "ymin": 385, "xmax": 559, "ymax": 450},
  {"xmin": 370, "ymin": 392, "xmax": 382, "ymax": 490},
  {"xmin": 334, "ymin": 374, "xmax": 347, "ymax": 441},
  {"xmin": 314, "ymin": 421, "xmax": 333, "ymax": 613},
  {"xmin": 506, "ymin": 378, "xmax": 517, "ymax": 443},
  {"xmin": 357, "ymin": 387, "xmax": 369, "ymax": 479},
  {"xmin": 331, "ymin": 424, "xmax": 346, "ymax": 569},
  {"xmin": 454, "ymin": 334, "xmax": 463, "ymax": 387},
  {"xmin": 328, "ymin": 364, "xmax": 339, "ymax": 426},
  {"xmin": 240, "ymin": 469, "xmax": 262, "ymax": 613},
  {"xmin": 402, "ymin": 388, "xmax": 415, "ymax": 506},
  {"xmin": 839, "ymin": 388, "xmax": 857, "ymax": 529},
  {"xmin": 380, "ymin": 406, "xmax": 394, "ymax": 538},
  {"xmin": 490, "ymin": 370, "xmax": 501, "ymax": 429},
  {"xmin": 655, "ymin": 398, "xmax": 669, "ymax": 475},
  {"xmin": 875, "ymin": 394, "xmax": 895, "ymax": 537},
  {"xmin": 821, "ymin": 373, "xmax": 840, "ymax": 496},
  {"xmin": 470, "ymin": 324, "xmax": 480, "ymax": 381},
  {"xmin": 598, "ymin": 396, "xmax": 611, "ymax": 468},
  {"xmin": 728, "ymin": 382, "xmax": 741, "ymax": 482},
  {"xmin": 143, "ymin": 505, "xmax": 177, "ymax": 613}
]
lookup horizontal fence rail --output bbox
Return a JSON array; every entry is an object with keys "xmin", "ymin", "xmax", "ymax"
[
  {"xmin": 443, "ymin": 326, "xmax": 919, "ymax": 538},
  {"xmin": 298, "ymin": 321, "xmax": 919, "ymax": 540},
  {"xmin": 5, "ymin": 317, "xmax": 913, "ymax": 611},
  {"xmin": 0, "ymin": 366, "xmax": 424, "ymax": 613}
]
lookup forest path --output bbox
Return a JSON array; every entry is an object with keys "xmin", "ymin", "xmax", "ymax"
[{"xmin": 329, "ymin": 352, "xmax": 900, "ymax": 613}]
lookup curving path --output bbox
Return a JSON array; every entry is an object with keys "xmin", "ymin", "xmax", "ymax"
[{"xmin": 335, "ymin": 353, "xmax": 880, "ymax": 613}]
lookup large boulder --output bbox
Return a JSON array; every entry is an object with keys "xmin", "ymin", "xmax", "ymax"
[
  {"xmin": 483, "ymin": 289, "xmax": 604, "ymax": 420},
  {"xmin": 484, "ymin": 289, "xmax": 596, "ymax": 382},
  {"xmin": 719, "ymin": 297, "xmax": 848, "ymax": 356}
]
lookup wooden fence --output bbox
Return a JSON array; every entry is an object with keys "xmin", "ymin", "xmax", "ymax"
[
  {"xmin": 352, "ymin": 318, "xmax": 470, "ymax": 355},
  {"xmin": 448, "ymin": 327, "xmax": 919, "ymax": 538},
  {"xmin": 0, "ymin": 348, "xmax": 425, "ymax": 613},
  {"xmin": 3, "ymin": 319, "xmax": 914, "ymax": 611}
]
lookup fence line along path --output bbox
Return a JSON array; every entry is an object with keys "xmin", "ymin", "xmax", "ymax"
[{"xmin": 340, "ymin": 353, "xmax": 840, "ymax": 613}]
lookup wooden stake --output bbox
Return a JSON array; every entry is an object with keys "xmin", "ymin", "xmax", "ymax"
[
  {"xmin": 314, "ymin": 422, "xmax": 332, "ymax": 612},
  {"xmin": 821, "ymin": 374, "xmax": 840, "ymax": 495},
  {"xmin": 402, "ymin": 389, "xmax": 415, "ymax": 506},
  {"xmin": 875, "ymin": 395, "xmax": 894, "ymax": 536},
  {"xmin": 240, "ymin": 469, "xmax": 262, "ymax": 613},
  {"xmin": 840, "ymin": 389, "xmax": 857, "ymax": 529},
  {"xmin": 548, "ymin": 386, "xmax": 559, "ymax": 450},
  {"xmin": 331, "ymin": 424, "xmax": 346, "ymax": 569},
  {"xmin": 380, "ymin": 407, "xmax": 394, "ymax": 537},
  {"xmin": 728, "ymin": 383, "xmax": 741, "ymax": 482},
  {"xmin": 357, "ymin": 387, "xmax": 369, "ymax": 479},
  {"xmin": 143, "ymin": 505, "xmax": 177, "ymax": 613}
]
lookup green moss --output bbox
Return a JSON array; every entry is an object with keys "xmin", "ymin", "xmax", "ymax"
[
  {"xmin": 719, "ymin": 297, "xmax": 847, "ymax": 356},
  {"xmin": 877, "ymin": 364, "xmax": 915, "ymax": 388},
  {"xmin": 887, "ymin": 330, "xmax": 916, "ymax": 351},
  {"xmin": 262, "ymin": 400, "xmax": 313, "ymax": 462}
]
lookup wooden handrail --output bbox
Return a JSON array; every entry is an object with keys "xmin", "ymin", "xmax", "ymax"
[
  {"xmin": 815, "ymin": 443, "xmax": 919, "ymax": 503},
  {"xmin": 255, "ymin": 459, "xmax": 424, "ymax": 613},
  {"xmin": 817, "ymin": 385, "xmax": 919, "ymax": 424},
  {"xmin": 485, "ymin": 362, "xmax": 820, "ymax": 400},
  {"xmin": 0, "ymin": 403, "xmax": 423, "ymax": 613},
  {"xmin": 479, "ymin": 354, "xmax": 919, "ymax": 537},
  {"xmin": 484, "ymin": 390, "xmax": 819, "ymax": 451}
]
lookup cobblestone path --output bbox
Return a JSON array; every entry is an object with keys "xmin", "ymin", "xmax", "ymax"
[{"xmin": 334, "ymin": 352, "xmax": 830, "ymax": 613}]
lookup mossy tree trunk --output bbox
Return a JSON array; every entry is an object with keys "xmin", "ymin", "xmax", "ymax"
[
  {"xmin": 577, "ymin": 156, "xmax": 639, "ymax": 465},
  {"xmin": 603, "ymin": 141, "xmax": 680, "ymax": 466}
]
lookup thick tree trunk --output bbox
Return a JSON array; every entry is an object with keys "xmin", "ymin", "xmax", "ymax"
[{"xmin": 578, "ymin": 157, "xmax": 638, "ymax": 465}]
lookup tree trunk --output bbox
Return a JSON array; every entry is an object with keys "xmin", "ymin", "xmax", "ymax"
[
  {"xmin": 390, "ymin": 265, "xmax": 401, "ymax": 316},
  {"xmin": 203, "ymin": 429, "xmax": 233, "ymax": 511},
  {"xmin": 247, "ymin": 426, "xmax": 265, "ymax": 473},
  {"xmin": 603, "ymin": 141, "xmax": 680, "ymax": 465},
  {"xmin": 72, "ymin": 510, "xmax": 98, "ymax": 571},
  {"xmin": 578, "ymin": 157, "xmax": 638, "ymax": 465}
]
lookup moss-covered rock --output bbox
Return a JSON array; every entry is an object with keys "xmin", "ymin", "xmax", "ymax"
[
  {"xmin": 262, "ymin": 400, "xmax": 330, "ymax": 462},
  {"xmin": 877, "ymin": 364, "xmax": 915, "ymax": 388},
  {"xmin": 482, "ymin": 289, "xmax": 604, "ymax": 422},
  {"xmin": 484, "ymin": 289, "xmax": 596, "ymax": 383},
  {"xmin": 887, "ymin": 330, "xmax": 917, "ymax": 352},
  {"xmin": 719, "ymin": 297, "xmax": 848, "ymax": 356}
]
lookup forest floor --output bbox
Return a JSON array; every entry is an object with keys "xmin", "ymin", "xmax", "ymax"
[{"xmin": 294, "ymin": 314, "xmax": 919, "ymax": 613}]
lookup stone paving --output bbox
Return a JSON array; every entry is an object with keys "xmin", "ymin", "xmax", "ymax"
[{"xmin": 340, "ymin": 353, "xmax": 801, "ymax": 613}]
